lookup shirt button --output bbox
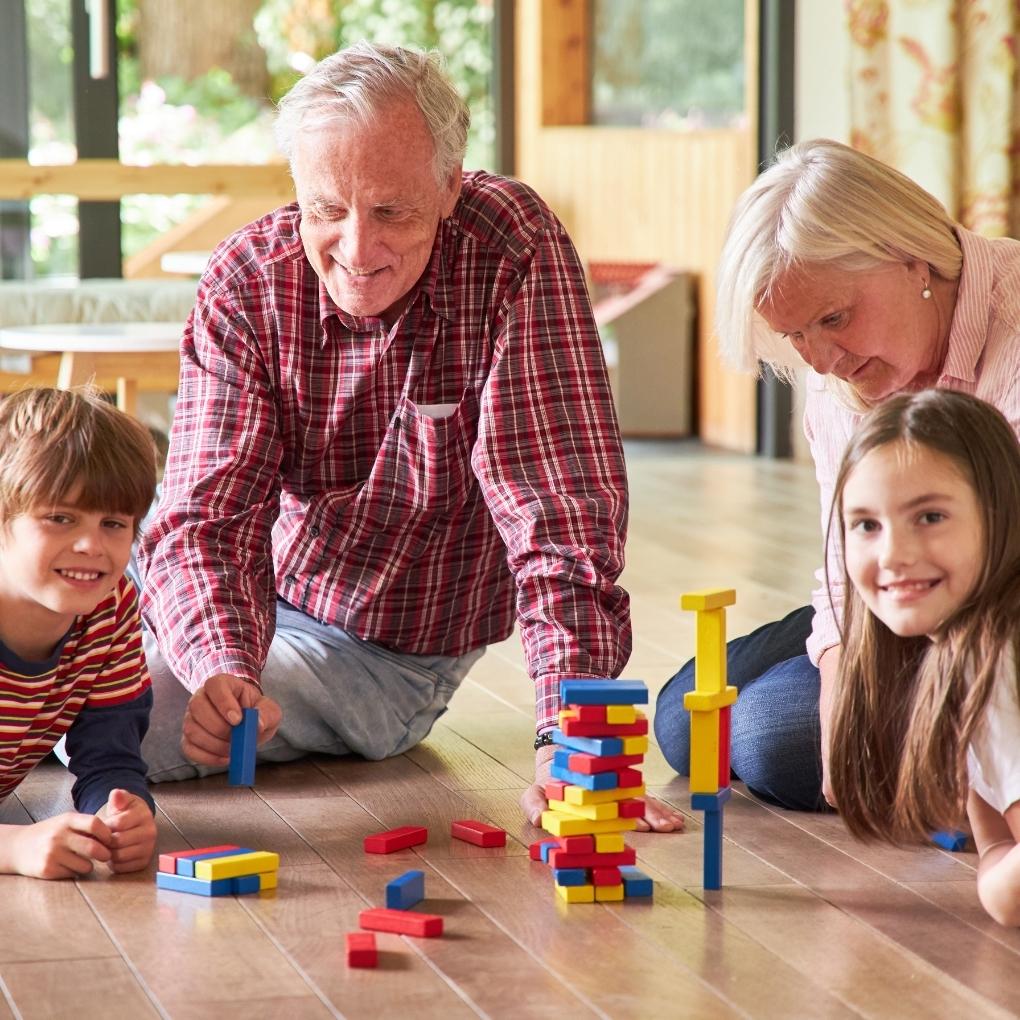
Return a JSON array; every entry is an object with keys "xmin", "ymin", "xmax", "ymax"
[
  {"xmin": 285, "ymin": 574, "xmax": 297, "ymax": 585},
  {"xmin": 309, "ymin": 526, "xmax": 320, "ymax": 538}
]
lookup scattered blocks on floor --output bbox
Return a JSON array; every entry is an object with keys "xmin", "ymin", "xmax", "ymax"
[
  {"xmin": 228, "ymin": 707, "xmax": 258, "ymax": 786},
  {"xmin": 451, "ymin": 819, "xmax": 506, "ymax": 847},
  {"xmin": 359, "ymin": 907, "xmax": 443, "ymax": 938},
  {"xmin": 931, "ymin": 829, "xmax": 968, "ymax": 852},
  {"xmin": 194, "ymin": 850, "xmax": 279, "ymax": 881},
  {"xmin": 385, "ymin": 870, "xmax": 425, "ymax": 911},
  {"xmin": 364, "ymin": 825, "xmax": 428, "ymax": 854},
  {"xmin": 345, "ymin": 931, "xmax": 378, "ymax": 968},
  {"xmin": 619, "ymin": 866, "xmax": 654, "ymax": 898}
]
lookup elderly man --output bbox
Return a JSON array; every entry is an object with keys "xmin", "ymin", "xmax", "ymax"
[{"xmin": 138, "ymin": 42, "xmax": 683, "ymax": 832}]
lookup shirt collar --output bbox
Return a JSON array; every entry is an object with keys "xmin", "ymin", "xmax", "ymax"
[
  {"xmin": 314, "ymin": 218, "xmax": 455, "ymax": 336},
  {"xmin": 940, "ymin": 226, "xmax": 992, "ymax": 384}
]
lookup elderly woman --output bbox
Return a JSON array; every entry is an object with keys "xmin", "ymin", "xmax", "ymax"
[{"xmin": 655, "ymin": 138, "xmax": 1020, "ymax": 811}]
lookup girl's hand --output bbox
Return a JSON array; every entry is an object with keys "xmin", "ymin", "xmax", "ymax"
[
  {"xmin": 2, "ymin": 813, "xmax": 113, "ymax": 879},
  {"xmin": 181, "ymin": 673, "xmax": 282, "ymax": 765},
  {"xmin": 97, "ymin": 789, "xmax": 156, "ymax": 873}
]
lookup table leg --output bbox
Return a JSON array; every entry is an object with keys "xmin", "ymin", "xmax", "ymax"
[
  {"xmin": 115, "ymin": 377, "xmax": 138, "ymax": 417},
  {"xmin": 57, "ymin": 351, "xmax": 99, "ymax": 390}
]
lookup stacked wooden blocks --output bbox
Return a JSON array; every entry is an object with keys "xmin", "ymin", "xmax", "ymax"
[
  {"xmin": 157, "ymin": 844, "xmax": 279, "ymax": 896},
  {"xmin": 537, "ymin": 679, "xmax": 654, "ymax": 903},
  {"xmin": 681, "ymin": 588, "xmax": 737, "ymax": 890}
]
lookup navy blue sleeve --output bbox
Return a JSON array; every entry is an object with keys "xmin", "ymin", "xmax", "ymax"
[{"xmin": 64, "ymin": 687, "xmax": 155, "ymax": 815}]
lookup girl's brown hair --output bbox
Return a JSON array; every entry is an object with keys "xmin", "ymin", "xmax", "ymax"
[
  {"xmin": 827, "ymin": 389, "xmax": 1020, "ymax": 841},
  {"xmin": 0, "ymin": 388, "xmax": 157, "ymax": 529}
]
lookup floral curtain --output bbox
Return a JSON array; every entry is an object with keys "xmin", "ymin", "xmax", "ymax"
[{"xmin": 846, "ymin": 0, "xmax": 1020, "ymax": 237}]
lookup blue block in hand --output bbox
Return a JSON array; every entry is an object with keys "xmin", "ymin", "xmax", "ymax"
[
  {"xmin": 229, "ymin": 707, "xmax": 258, "ymax": 786},
  {"xmin": 386, "ymin": 869, "xmax": 426, "ymax": 910},
  {"xmin": 559, "ymin": 679, "xmax": 649, "ymax": 706}
]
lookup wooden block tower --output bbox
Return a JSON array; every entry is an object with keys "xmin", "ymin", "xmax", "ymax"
[
  {"xmin": 681, "ymin": 588, "xmax": 737, "ymax": 890},
  {"xmin": 537, "ymin": 679, "xmax": 654, "ymax": 903}
]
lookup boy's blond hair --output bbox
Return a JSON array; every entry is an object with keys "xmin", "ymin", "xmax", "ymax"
[{"xmin": 0, "ymin": 388, "xmax": 157, "ymax": 527}]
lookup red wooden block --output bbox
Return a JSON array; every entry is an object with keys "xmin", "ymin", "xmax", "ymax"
[
  {"xmin": 566, "ymin": 752, "xmax": 645, "ymax": 775},
  {"xmin": 451, "ymin": 819, "xmax": 506, "ymax": 847},
  {"xmin": 591, "ymin": 866, "xmax": 622, "ymax": 886},
  {"xmin": 544, "ymin": 780, "xmax": 567, "ymax": 801},
  {"xmin": 529, "ymin": 838, "xmax": 559, "ymax": 861},
  {"xmin": 718, "ymin": 704, "xmax": 732, "ymax": 789},
  {"xmin": 359, "ymin": 907, "xmax": 443, "ymax": 938},
  {"xmin": 560, "ymin": 718, "xmax": 649, "ymax": 738},
  {"xmin": 617, "ymin": 798, "xmax": 645, "ymax": 818},
  {"xmin": 157, "ymin": 844, "xmax": 241, "ymax": 875},
  {"xmin": 547, "ymin": 847, "xmax": 637, "ymax": 869},
  {"xmin": 364, "ymin": 825, "xmax": 428, "ymax": 854},
  {"xmin": 345, "ymin": 931, "xmax": 378, "ymax": 968},
  {"xmin": 617, "ymin": 768, "xmax": 643, "ymax": 788},
  {"xmin": 564, "ymin": 704, "xmax": 611, "ymax": 722},
  {"xmin": 560, "ymin": 835, "xmax": 595, "ymax": 854}
]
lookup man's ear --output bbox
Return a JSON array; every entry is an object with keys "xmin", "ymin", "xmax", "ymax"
[{"xmin": 441, "ymin": 167, "xmax": 463, "ymax": 218}]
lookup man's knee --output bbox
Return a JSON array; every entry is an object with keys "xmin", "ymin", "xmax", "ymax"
[{"xmin": 653, "ymin": 659, "xmax": 695, "ymax": 775}]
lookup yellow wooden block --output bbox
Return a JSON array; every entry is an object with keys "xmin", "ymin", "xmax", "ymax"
[
  {"xmin": 689, "ymin": 711, "xmax": 720, "ymax": 794},
  {"xmin": 606, "ymin": 705, "xmax": 637, "ymax": 724},
  {"xmin": 541, "ymin": 811, "xmax": 638, "ymax": 837},
  {"xmin": 680, "ymin": 588, "xmax": 736, "ymax": 611},
  {"xmin": 556, "ymin": 883, "xmax": 595, "ymax": 903},
  {"xmin": 194, "ymin": 851, "xmax": 280, "ymax": 881},
  {"xmin": 258, "ymin": 871, "xmax": 278, "ymax": 891},
  {"xmin": 564, "ymin": 783, "xmax": 646, "ymax": 806},
  {"xmin": 595, "ymin": 884, "xmax": 625, "ymax": 902},
  {"xmin": 684, "ymin": 686, "xmax": 737, "ymax": 712},
  {"xmin": 694, "ymin": 608, "xmax": 727, "ymax": 694},
  {"xmin": 559, "ymin": 709, "xmax": 578, "ymax": 725},
  {"xmin": 595, "ymin": 833, "xmax": 625, "ymax": 853},
  {"xmin": 548, "ymin": 798, "xmax": 620, "ymax": 821},
  {"xmin": 621, "ymin": 735, "xmax": 649, "ymax": 755}
]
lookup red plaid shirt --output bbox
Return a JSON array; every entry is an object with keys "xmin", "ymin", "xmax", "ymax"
[{"xmin": 138, "ymin": 171, "xmax": 630, "ymax": 730}]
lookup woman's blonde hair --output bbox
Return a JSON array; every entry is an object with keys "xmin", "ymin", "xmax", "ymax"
[
  {"xmin": 716, "ymin": 139, "xmax": 963, "ymax": 391},
  {"xmin": 0, "ymin": 388, "xmax": 157, "ymax": 531},
  {"xmin": 827, "ymin": 390, "xmax": 1020, "ymax": 842}
]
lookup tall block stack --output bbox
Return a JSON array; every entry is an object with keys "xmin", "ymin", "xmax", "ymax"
[{"xmin": 538, "ymin": 679, "xmax": 654, "ymax": 903}]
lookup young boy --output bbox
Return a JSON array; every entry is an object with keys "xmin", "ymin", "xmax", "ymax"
[{"xmin": 0, "ymin": 387, "xmax": 158, "ymax": 879}]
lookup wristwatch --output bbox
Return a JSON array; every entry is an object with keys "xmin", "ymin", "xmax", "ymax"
[{"xmin": 533, "ymin": 731, "xmax": 555, "ymax": 750}]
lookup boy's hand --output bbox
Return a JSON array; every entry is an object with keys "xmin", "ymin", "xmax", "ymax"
[
  {"xmin": 4, "ymin": 813, "xmax": 113, "ymax": 879},
  {"xmin": 97, "ymin": 789, "xmax": 156, "ymax": 873},
  {"xmin": 181, "ymin": 673, "xmax": 282, "ymax": 766},
  {"xmin": 519, "ymin": 746, "xmax": 687, "ymax": 833}
]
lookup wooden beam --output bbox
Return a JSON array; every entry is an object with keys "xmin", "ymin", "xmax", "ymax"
[
  {"xmin": 540, "ymin": 0, "xmax": 590, "ymax": 125},
  {"xmin": 0, "ymin": 160, "xmax": 294, "ymax": 201}
]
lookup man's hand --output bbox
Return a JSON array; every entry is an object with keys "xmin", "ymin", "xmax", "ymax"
[
  {"xmin": 0, "ymin": 814, "xmax": 113, "ymax": 879},
  {"xmin": 181, "ymin": 673, "xmax": 282, "ymax": 766},
  {"xmin": 519, "ymin": 746, "xmax": 686, "ymax": 834},
  {"xmin": 96, "ymin": 789, "xmax": 156, "ymax": 873}
]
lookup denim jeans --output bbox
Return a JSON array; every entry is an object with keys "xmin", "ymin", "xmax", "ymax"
[
  {"xmin": 654, "ymin": 605, "xmax": 826, "ymax": 811},
  {"xmin": 141, "ymin": 598, "xmax": 486, "ymax": 783}
]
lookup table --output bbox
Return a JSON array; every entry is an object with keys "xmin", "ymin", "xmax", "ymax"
[
  {"xmin": 0, "ymin": 321, "xmax": 183, "ymax": 417},
  {"xmin": 160, "ymin": 251, "xmax": 210, "ymax": 276}
]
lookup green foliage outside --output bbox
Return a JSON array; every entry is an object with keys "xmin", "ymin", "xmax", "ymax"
[{"xmin": 24, "ymin": 0, "xmax": 494, "ymax": 277}]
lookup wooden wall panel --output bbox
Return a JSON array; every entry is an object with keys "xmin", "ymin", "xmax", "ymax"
[{"xmin": 514, "ymin": 0, "xmax": 758, "ymax": 452}]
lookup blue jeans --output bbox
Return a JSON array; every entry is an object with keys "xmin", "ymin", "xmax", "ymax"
[{"xmin": 654, "ymin": 605, "xmax": 826, "ymax": 811}]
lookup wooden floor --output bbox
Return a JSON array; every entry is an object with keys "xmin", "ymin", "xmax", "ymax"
[{"xmin": 3, "ymin": 442, "xmax": 1019, "ymax": 1019}]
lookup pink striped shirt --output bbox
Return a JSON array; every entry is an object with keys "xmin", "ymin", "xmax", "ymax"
[
  {"xmin": 139, "ymin": 171, "xmax": 630, "ymax": 731},
  {"xmin": 806, "ymin": 227, "xmax": 1020, "ymax": 663}
]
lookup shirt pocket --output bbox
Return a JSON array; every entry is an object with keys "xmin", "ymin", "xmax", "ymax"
[{"xmin": 374, "ymin": 387, "xmax": 478, "ymax": 516}]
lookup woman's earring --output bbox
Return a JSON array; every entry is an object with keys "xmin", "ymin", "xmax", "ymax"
[{"xmin": 921, "ymin": 280, "xmax": 933, "ymax": 299}]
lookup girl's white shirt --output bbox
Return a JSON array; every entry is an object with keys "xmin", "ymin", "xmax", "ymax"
[{"xmin": 968, "ymin": 645, "xmax": 1020, "ymax": 814}]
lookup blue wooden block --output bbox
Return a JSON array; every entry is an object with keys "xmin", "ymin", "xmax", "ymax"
[
  {"xmin": 386, "ymin": 869, "xmax": 425, "ymax": 910},
  {"xmin": 178, "ymin": 847, "xmax": 254, "ymax": 877},
  {"xmin": 931, "ymin": 829, "xmax": 967, "ymax": 852},
  {"xmin": 229, "ymin": 707, "xmax": 258, "ymax": 786},
  {"xmin": 550, "ymin": 763, "xmax": 619, "ymax": 790},
  {"xmin": 551, "ymin": 728, "xmax": 624, "ymax": 757},
  {"xmin": 232, "ymin": 873, "xmax": 263, "ymax": 895},
  {"xmin": 539, "ymin": 839, "xmax": 560, "ymax": 863},
  {"xmin": 559, "ymin": 679, "xmax": 649, "ymax": 706},
  {"xmin": 553, "ymin": 868, "xmax": 588, "ymax": 886},
  {"xmin": 619, "ymin": 865, "xmax": 654, "ymax": 898},
  {"xmin": 552, "ymin": 749, "xmax": 572, "ymax": 770},
  {"xmin": 156, "ymin": 871, "xmax": 234, "ymax": 897},
  {"xmin": 700, "ymin": 801, "xmax": 726, "ymax": 890},
  {"xmin": 691, "ymin": 788, "xmax": 732, "ymax": 813}
]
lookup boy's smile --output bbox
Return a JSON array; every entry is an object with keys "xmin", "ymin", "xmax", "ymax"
[{"xmin": 0, "ymin": 497, "xmax": 134, "ymax": 661}]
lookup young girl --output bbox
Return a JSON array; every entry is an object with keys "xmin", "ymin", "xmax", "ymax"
[
  {"xmin": 827, "ymin": 388, "xmax": 1020, "ymax": 927},
  {"xmin": 0, "ymin": 388, "xmax": 158, "ymax": 879}
]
